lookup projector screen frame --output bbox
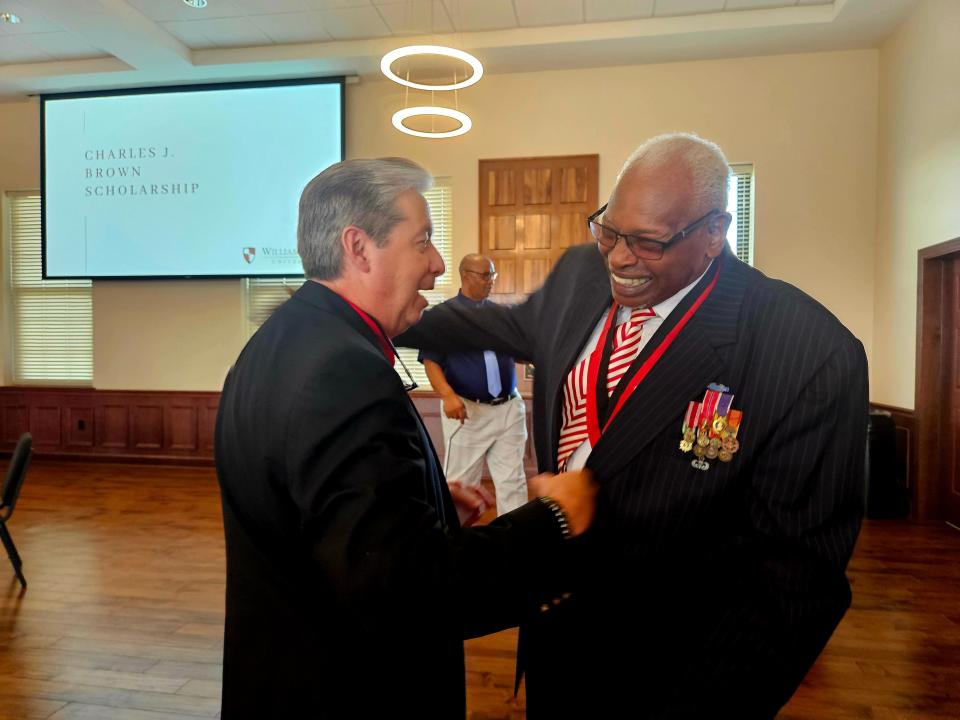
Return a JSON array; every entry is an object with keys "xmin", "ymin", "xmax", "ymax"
[{"xmin": 40, "ymin": 75, "xmax": 345, "ymax": 281}]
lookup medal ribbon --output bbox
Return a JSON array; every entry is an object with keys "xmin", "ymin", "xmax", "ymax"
[{"xmin": 585, "ymin": 266, "xmax": 721, "ymax": 445}]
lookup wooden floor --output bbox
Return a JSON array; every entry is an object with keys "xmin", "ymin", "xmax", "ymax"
[{"xmin": 0, "ymin": 461, "xmax": 957, "ymax": 719}]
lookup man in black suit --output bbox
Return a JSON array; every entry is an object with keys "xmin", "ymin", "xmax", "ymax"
[
  {"xmin": 215, "ymin": 157, "xmax": 596, "ymax": 719},
  {"xmin": 397, "ymin": 133, "xmax": 868, "ymax": 718}
]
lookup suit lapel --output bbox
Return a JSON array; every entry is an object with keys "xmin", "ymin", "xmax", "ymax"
[
  {"xmin": 296, "ymin": 281, "xmax": 454, "ymax": 526},
  {"xmin": 587, "ymin": 251, "xmax": 749, "ymax": 479}
]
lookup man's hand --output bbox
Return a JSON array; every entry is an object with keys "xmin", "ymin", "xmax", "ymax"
[
  {"xmin": 448, "ymin": 481, "xmax": 495, "ymax": 527},
  {"xmin": 528, "ymin": 469, "xmax": 597, "ymax": 537},
  {"xmin": 442, "ymin": 394, "xmax": 467, "ymax": 423}
]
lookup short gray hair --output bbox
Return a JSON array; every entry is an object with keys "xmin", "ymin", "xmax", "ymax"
[
  {"xmin": 618, "ymin": 132, "xmax": 730, "ymax": 214},
  {"xmin": 297, "ymin": 157, "xmax": 432, "ymax": 280}
]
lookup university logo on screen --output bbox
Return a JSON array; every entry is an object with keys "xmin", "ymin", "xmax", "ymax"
[{"xmin": 241, "ymin": 247, "xmax": 301, "ymax": 267}]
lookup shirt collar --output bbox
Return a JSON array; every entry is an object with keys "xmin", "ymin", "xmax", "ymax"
[{"xmin": 455, "ymin": 290, "xmax": 487, "ymax": 308}]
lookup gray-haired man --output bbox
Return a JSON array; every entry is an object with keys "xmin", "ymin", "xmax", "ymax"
[{"xmin": 215, "ymin": 157, "xmax": 595, "ymax": 719}]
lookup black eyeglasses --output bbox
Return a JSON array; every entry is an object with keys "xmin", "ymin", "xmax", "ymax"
[
  {"xmin": 463, "ymin": 269, "xmax": 498, "ymax": 281},
  {"xmin": 587, "ymin": 204, "xmax": 723, "ymax": 260},
  {"xmin": 393, "ymin": 348, "xmax": 419, "ymax": 392}
]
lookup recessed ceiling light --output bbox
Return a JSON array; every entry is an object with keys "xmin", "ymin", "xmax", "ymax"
[
  {"xmin": 0, "ymin": 12, "xmax": 22, "ymax": 24},
  {"xmin": 182, "ymin": 0, "xmax": 207, "ymax": 8}
]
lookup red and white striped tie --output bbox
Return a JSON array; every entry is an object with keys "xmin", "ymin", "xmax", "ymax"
[{"xmin": 556, "ymin": 307, "xmax": 656, "ymax": 471}]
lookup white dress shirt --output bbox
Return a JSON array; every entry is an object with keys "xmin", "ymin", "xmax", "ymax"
[{"xmin": 564, "ymin": 262, "xmax": 713, "ymax": 471}]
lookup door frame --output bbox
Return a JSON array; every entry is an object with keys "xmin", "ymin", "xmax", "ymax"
[{"xmin": 915, "ymin": 237, "xmax": 960, "ymax": 520}]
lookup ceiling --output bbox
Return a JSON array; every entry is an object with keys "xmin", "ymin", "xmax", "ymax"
[{"xmin": 0, "ymin": 0, "xmax": 919, "ymax": 97}]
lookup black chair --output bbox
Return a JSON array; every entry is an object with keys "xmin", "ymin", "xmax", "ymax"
[{"xmin": 0, "ymin": 433, "xmax": 32, "ymax": 589}]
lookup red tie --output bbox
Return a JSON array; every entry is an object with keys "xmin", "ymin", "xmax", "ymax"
[{"xmin": 556, "ymin": 307, "xmax": 656, "ymax": 471}]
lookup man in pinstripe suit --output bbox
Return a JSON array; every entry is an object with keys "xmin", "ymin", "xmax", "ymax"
[{"xmin": 397, "ymin": 133, "xmax": 868, "ymax": 718}]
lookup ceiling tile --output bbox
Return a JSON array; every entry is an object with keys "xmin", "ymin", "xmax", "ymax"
[
  {"xmin": 125, "ymin": 0, "xmax": 247, "ymax": 22},
  {"xmin": 0, "ymin": 35, "xmax": 56, "ymax": 63},
  {"xmin": 585, "ymin": 0, "xmax": 656, "ymax": 22},
  {"xmin": 653, "ymin": 0, "xmax": 726, "ymax": 17},
  {"xmin": 246, "ymin": 11, "xmax": 333, "ymax": 43},
  {"xmin": 19, "ymin": 31, "xmax": 106, "ymax": 60},
  {"xmin": 160, "ymin": 20, "xmax": 220, "ymax": 49},
  {"xmin": 377, "ymin": 1, "xmax": 453, "ymax": 35},
  {"xmin": 724, "ymin": 0, "xmax": 795, "ymax": 10},
  {"xmin": 230, "ymin": 0, "xmax": 312, "ymax": 12},
  {"xmin": 303, "ymin": 0, "xmax": 374, "ymax": 9},
  {"xmin": 513, "ymin": 0, "xmax": 583, "ymax": 27},
  {"xmin": 315, "ymin": 6, "xmax": 390, "ymax": 39},
  {"xmin": 190, "ymin": 16, "xmax": 274, "ymax": 46},
  {"xmin": 440, "ymin": 0, "xmax": 516, "ymax": 31}
]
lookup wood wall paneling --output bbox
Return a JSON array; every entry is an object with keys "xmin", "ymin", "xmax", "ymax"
[
  {"xmin": 98, "ymin": 404, "xmax": 129, "ymax": 449},
  {"xmin": 519, "ymin": 214, "xmax": 551, "ymax": 250},
  {"xmin": 496, "ymin": 258, "xmax": 517, "ymax": 295},
  {"xmin": 560, "ymin": 166, "xmax": 588, "ymax": 204},
  {"xmin": 522, "ymin": 169, "xmax": 552, "ymax": 205},
  {"xmin": 199, "ymin": 404, "xmax": 218, "ymax": 454},
  {"xmin": 132, "ymin": 405, "xmax": 164, "ymax": 450},
  {"xmin": 65, "ymin": 405, "xmax": 95, "ymax": 448},
  {"xmin": 0, "ymin": 388, "xmax": 219, "ymax": 463},
  {"xmin": 481, "ymin": 155, "xmax": 598, "ymax": 303},
  {"xmin": 168, "ymin": 405, "xmax": 198, "ymax": 451},
  {"xmin": 0, "ymin": 389, "xmax": 535, "ymax": 472},
  {"xmin": 488, "ymin": 215, "xmax": 516, "ymax": 251},
  {"xmin": 32, "ymin": 405, "xmax": 62, "ymax": 446},
  {"xmin": 487, "ymin": 169, "xmax": 516, "ymax": 206},
  {"xmin": 1, "ymin": 405, "xmax": 28, "ymax": 443}
]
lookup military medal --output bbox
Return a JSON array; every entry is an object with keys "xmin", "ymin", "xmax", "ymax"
[
  {"xmin": 718, "ymin": 409, "xmax": 742, "ymax": 462},
  {"xmin": 679, "ymin": 401, "xmax": 698, "ymax": 452},
  {"xmin": 690, "ymin": 388, "xmax": 721, "ymax": 471},
  {"xmin": 685, "ymin": 384, "xmax": 744, "ymax": 470}
]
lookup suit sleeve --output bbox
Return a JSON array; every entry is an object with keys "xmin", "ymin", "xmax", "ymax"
[
  {"xmin": 284, "ymin": 357, "xmax": 567, "ymax": 639},
  {"xmin": 661, "ymin": 333, "xmax": 868, "ymax": 719}
]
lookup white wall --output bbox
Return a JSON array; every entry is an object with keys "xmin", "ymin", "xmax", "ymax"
[
  {"xmin": 872, "ymin": 0, "xmax": 960, "ymax": 408},
  {"xmin": 1, "ymin": 49, "xmax": 879, "ymax": 391}
]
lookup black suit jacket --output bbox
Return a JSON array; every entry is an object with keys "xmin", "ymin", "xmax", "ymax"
[
  {"xmin": 215, "ymin": 281, "xmax": 566, "ymax": 719},
  {"xmin": 397, "ymin": 245, "xmax": 868, "ymax": 719}
]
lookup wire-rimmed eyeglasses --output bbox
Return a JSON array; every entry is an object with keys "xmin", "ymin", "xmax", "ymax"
[{"xmin": 462, "ymin": 269, "xmax": 498, "ymax": 281}]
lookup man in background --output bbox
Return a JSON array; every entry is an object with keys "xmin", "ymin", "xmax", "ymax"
[
  {"xmin": 215, "ymin": 157, "xmax": 596, "ymax": 719},
  {"xmin": 421, "ymin": 254, "xmax": 528, "ymax": 516}
]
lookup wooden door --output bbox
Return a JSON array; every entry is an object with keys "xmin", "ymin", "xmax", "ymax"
[
  {"xmin": 916, "ymin": 239, "xmax": 960, "ymax": 524},
  {"xmin": 947, "ymin": 258, "xmax": 960, "ymax": 526},
  {"xmin": 479, "ymin": 155, "xmax": 598, "ymax": 304}
]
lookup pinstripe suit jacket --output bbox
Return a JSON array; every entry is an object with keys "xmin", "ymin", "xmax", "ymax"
[{"xmin": 397, "ymin": 244, "xmax": 868, "ymax": 718}]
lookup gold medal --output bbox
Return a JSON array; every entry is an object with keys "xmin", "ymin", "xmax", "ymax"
[
  {"xmin": 718, "ymin": 449, "xmax": 733, "ymax": 462},
  {"xmin": 705, "ymin": 446, "xmax": 719, "ymax": 459},
  {"xmin": 721, "ymin": 437, "xmax": 740, "ymax": 453},
  {"xmin": 697, "ymin": 433, "xmax": 710, "ymax": 448},
  {"xmin": 693, "ymin": 444, "xmax": 706, "ymax": 457},
  {"xmin": 712, "ymin": 417, "xmax": 727, "ymax": 433},
  {"xmin": 709, "ymin": 437, "xmax": 721, "ymax": 449},
  {"xmin": 679, "ymin": 439, "xmax": 693, "ymax": 452},
  {"xmin": 683, "ymin": 429, "xmax": 696, "ymax": 442}
]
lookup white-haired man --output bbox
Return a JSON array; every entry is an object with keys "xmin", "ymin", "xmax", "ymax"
[
  {"xmin": 215, "ymin": 157, "xmax": 596, "ymax": 719},
  {"xmin": 398, "ymin": 134, "xmax": 868, "ymax": 718}
]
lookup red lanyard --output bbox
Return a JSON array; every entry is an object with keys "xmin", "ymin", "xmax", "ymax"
[
  {"xmin": 342, "ymin": 297, "xmax": 395, "ymax": 367},
  {"xmin": 585, "ymin": 268, "xmax": 720, "ymax": 444}
]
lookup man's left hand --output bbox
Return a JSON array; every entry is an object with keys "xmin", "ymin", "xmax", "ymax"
[{"xmin": 448, "ymin": 481, "xmax": 495, "ymax": 526}]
